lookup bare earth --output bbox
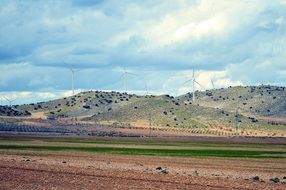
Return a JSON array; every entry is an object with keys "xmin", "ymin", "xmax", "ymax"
[{"xmin": 0, "ymin": 150, "xmax": 285, "ymax": 190}]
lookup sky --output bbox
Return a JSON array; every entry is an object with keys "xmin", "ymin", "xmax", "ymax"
[{"xmin": 0, "ymin": 0, "xmax": 286, "ymax": 105}]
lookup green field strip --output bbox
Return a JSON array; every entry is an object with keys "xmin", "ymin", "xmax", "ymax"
[
  {"xmin": 0, "ymin": 144, "xmax": 285, "ymax": 158},
  {"xmin": 0, "ymin": 136, "xmax": 286, "ymax": 149}
]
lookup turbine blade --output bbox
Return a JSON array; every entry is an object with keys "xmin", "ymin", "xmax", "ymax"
[
  {"xmin": 194, "ymin": 80, "xmax": 205, "ymax": 89},
  {"xmin": 183, "ymin": 79, "xmax": 192, "ymax": 85},
  {"xmin": 73, "ymin": 69, "xmax": 80, "ymax": 72},
  {"xmin": 119, "ymin": 73, "xmax": 125, "ymax": 80},
  {"xmin": 211, "ymin": 79, "xmax": 215, "ymax": 89},
  {"xmin": 125, "ymin": 71, "xmax": 138, "ymax": 76},
  {"xmin": 68, "ymin": 65, "xmax": 80, "ymax": 73}
]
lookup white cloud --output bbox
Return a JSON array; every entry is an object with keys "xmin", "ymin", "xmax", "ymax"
[
  {"xmin": 140, "ymin": 0, "xmax": 267, "ymax": 49},
  {"xmin": 0, "ymin": 91, "xmax": 55, "ymax": 105},
  {"xmin": 0, "ymin": 0, "xmax": 286, "ymax": 98},
  {"xmin": 0, "ymin": 89, "xmax": 85, "ymax": 105},
  {"xmin": 279, "ymin": 70, "xmax": 286, "ymax": 77},
  {"xmin": 161, "ymin": 69, "xmax": 243, "ymax": 96},
  {"xmin": 195, "ymin": 70, "xmax": 243, "ymax": 89},
  {"xmin": 215, "ymin": 78, "xmax": 243, "ymax": 88},
  {"xmin": 178, "ymin": 86, "xmax": 191, "ymax": 95}
]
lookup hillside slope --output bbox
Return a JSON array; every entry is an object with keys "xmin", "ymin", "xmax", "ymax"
[
  {"xmin": 0, "ymin": 106, "xmax": 31, "ymax": 117},
  {"xmin": 19, "ymin": 91, "xmax": 139, "ymax": 118},
  {"xmin": 17, "ymin": 91, "xmax": 245, "ymax": 128},
  {"xmin": 179, "ymin": 85, "xmax": 286, "ymax": 118},
  {"xmin": 15, "ymin": 86, "xmax": 286, "ymax": 136}
]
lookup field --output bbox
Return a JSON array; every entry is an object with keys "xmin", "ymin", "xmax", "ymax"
[{"xmin": 0, "ymin": 136, "xmax": 285, "ymax": 189}]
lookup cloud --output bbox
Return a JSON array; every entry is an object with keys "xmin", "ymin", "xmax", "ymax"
[
  {"xmin": 0, "ymin": 0, "xmax": 286, "ymax": 102},
  {"xmin": 0, "ymin": 90, "xmax": 83, "ymax": 105},
  {"xmin": 166, "ymin": 69, "xmax": 243, "ymax": 95}
]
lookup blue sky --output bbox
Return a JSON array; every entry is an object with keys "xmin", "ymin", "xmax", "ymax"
[{"xmin": 0, "ymin": 0, "xmax": 286, "ymax": 105}]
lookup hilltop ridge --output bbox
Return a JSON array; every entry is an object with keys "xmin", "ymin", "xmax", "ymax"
[
  {"xmin": 0, "ymin": 85, "xmax": 284, "ymax": 137},
  {"xmin": 179, "ymin": 85, "xmax": 286, "ymax": 118}
]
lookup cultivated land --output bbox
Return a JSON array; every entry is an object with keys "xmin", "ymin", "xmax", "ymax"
[{"xmin": 0, "ymin": 136, "xmax": 285, "ymax": 189}]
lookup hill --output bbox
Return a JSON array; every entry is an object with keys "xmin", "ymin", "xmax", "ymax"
[
  {"xmin": 179, "ymin": 85, "xmax": 286, "ymax": 118},
  {"xmin": 0, "ymin": 106, "xmax": 31, "ymax": 117},
  {"xmin": 14, "ymin": 85, "xmax": 286, "ymax": 137}
]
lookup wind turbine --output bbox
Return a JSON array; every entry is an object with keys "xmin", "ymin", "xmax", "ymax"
[
  {"xmin": 144, "ymin": 80, "xmax": 152, "ymax": 135},
  {"xmin": 211, "ymin": 79, "xmax": 215, "ymax": 89},
  {"xmin": 139, "ymin": 80, "xmax": 153, "ymax": 136},
  {"xmin": 4, "ymin": 97, "xmax": 16, "ymax": 107},
  {"xmin": 119, "ymin": 67, "xmax": 137, "ymax": 93},
  {"xmin": 144, "ymin": 81, "xmax": 149, "ymax": 96},
  {"xmin": 68, "ymin": 68, "xmax": 80, "ymax": 96},
  {"xmin": 184, "ymin": 69, "xmax": 204, "ymax": 102}
]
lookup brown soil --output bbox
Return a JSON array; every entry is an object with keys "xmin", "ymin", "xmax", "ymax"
[
  {"xmin": 1, "ymin": 115, "xmax": 286, "ymax": 137},
  {"xmin": 30, "ymin": 112, "xmax": 47, "ymax": 119},
  {"xmin": 98, "ymin": 119, "xmax": 286, "ymax": 137},
  {"xmin": 0, "ymin": 150, "xmax": 285, "ymax": 190}
]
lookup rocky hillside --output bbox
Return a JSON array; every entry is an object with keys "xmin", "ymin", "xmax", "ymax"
[
  {"xmin": 18, "ymin": 91, "xmax": 142, "ymax": 118},
  {"xmin": 0, "ymin": 106, "xmax": 31, "ymax": 117},
  {"xmin": 179, "ymin": 85, "xmax": 286, "ymax": 118},
  {"xmin": 14, "ymin": 86, "xmax": 286, "ymax": 135}
]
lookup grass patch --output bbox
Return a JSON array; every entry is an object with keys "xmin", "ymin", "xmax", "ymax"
[
  {"xmin": 44, "ymin": 138, "xmax": 286, "ymax": 149},
  {"xmin": 0, "ymin": 137, "xmax": 33, "ymax": 142},
  {"xmin": 0, "ymin": 136, "xmax": 285, "ymax": 149},
  {"xmin": 0, "ymin": 144, "xmax": 285, "ymax": 158}
]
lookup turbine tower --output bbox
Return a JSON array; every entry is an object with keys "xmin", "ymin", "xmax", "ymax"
[
  {"xmin": 69, "ymin": 68, "xmax": 79, "ymax": 96},
  {"xmin": 120, "ymin": 67, "xmax": 137, "ymax": 92},
  {"xmin": 192, "ymin": 69, "xmax": 195, "ymax": 102},
  {"xmin": 211, "ymin": 79, "xmax": 215, "ymax": 89},
  {"xmin": 144, "ymin": 80, "xmax": 152, "ymax": 136},
  {"xmin": 184, "ymin": 69, "xmax": 204, "ymax": 102},
  {"xmin": 4, "ymin": 97, "xmax": 16, "ymax": 107},
  {"xmin": 144, "ymin": 81, "xmax": 149, "ymax": 96}
]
